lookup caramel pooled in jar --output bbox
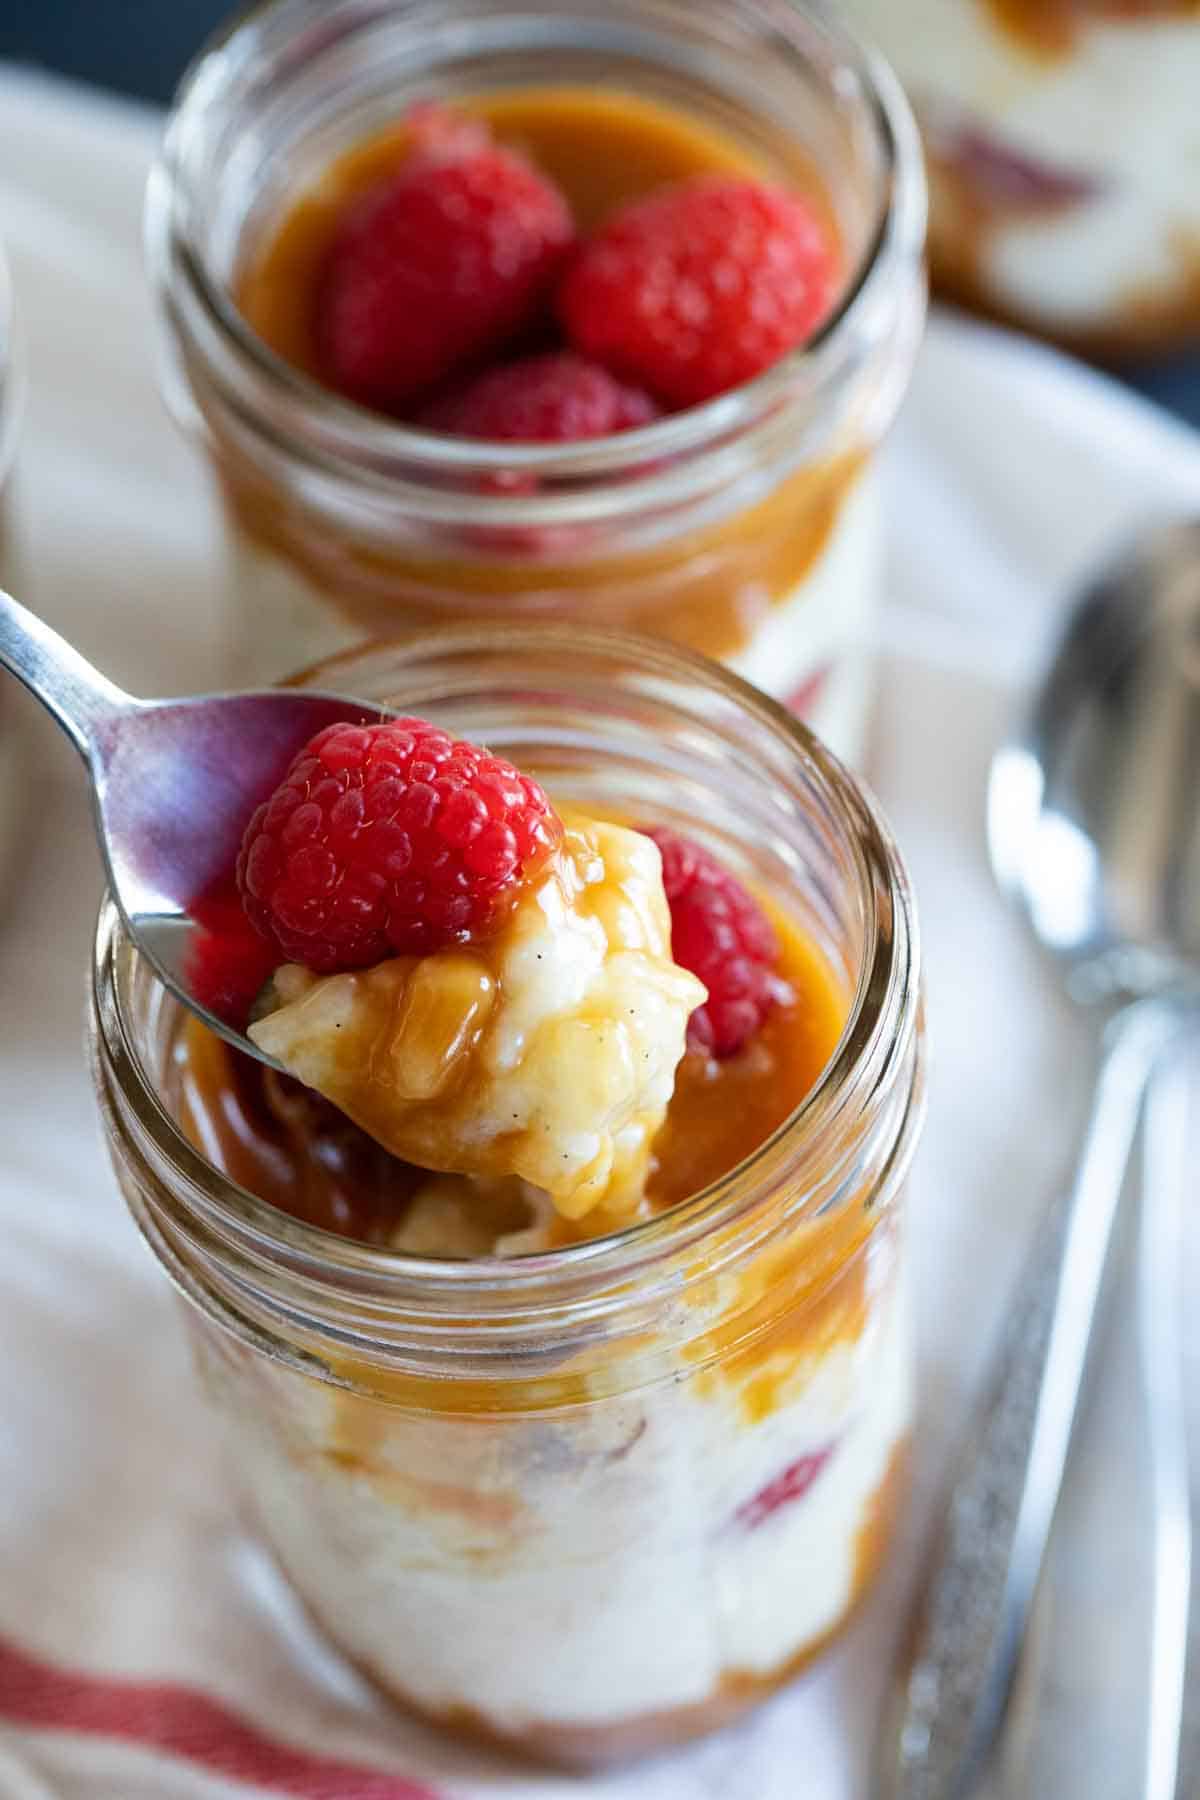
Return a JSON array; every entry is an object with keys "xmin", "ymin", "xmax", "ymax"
[
  {"xmin": 177, "ymin": 872, "xmax": 845, "ymax": 1254},
  {"xmin": 248, "ymin": 817, "xmax": 704, "ymax": 1221}
]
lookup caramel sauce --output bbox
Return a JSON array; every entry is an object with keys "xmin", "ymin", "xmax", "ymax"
[
  {"xmin": 700, "ymin": 1212, "xmax": 888, "ymax": 1425},
  {"xmin": 324, "ymin": 1447, "xmax": 529, "ymax": 1539},
  {"xmin": 984, "ymin": 0, "xmax": 1199, "ymax": 62},
  {"xmin": 176, "ymin": 887, "xmax": 845, "ymax": 1248},
  {"xmin": 224, "ymin": 85, "xmax": 863, "ymax": 663},
  {"xmin": 218, "ymin": 441, "xmax": 864, "ymax": 663},
  {"xmin": 645, "ymin": 921, "xmax": 848, "ymax": 1215},
  {"xmin": 268, "ymin": 1436, "xmax": 911, "ymax": 1770},
  {"xmin": 246, "ymin": 820, "xmax": 705, "ymax": 1219},
  {"xmin": 174, "ymin": 1015, "xmax": 418, "ymax": 1243},
  {"xmin": 174, "ymin": 877, "xmax": 889, "ymax": 1433}
]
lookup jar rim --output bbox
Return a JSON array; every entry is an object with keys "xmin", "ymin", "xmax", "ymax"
[
  {"xmin": 92, "ymin": 621, "xmax": 922, "ymax": 1320},
  {"xmin": 146, "ymin": 0, "xmax": 926, "ymax": 515}
]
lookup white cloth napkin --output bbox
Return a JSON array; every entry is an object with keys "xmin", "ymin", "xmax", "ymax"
[{"xmin": 1, "ymin": 65, "xmax": 1199, "ymax": 1800}]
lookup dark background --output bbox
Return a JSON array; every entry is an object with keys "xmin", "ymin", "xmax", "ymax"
[{"xmin": 4, "ymin": 0, "xmax": 1200, "ymax": 428}]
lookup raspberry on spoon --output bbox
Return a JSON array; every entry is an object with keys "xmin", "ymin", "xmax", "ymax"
[
  {"xmin": 560, "ymin": 176, "xmax": 839, "ymax": 408},
  {"xmin": 237, "ymin": 719, "xmax": 562, "ymax": 972},
  {"xmin": 647, "ymin": 827, "xmax": 782, "ymax": 1058},
  {"xmin": 317, "ymin": 136, "xmax": 575, "ymax": 413},
  {"xmin": 421, "ymin": 350, "xmax": 659, "ymax": 442}
]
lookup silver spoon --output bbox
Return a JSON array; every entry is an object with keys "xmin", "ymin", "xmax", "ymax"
[
  {"xmin": 878, "ymin": 520, "xmax": 1200, "ymax": 1799},
  {"xmin": 0, "ymin": 586, "xmax": 384, "ymax": 1068},
  {"xmin": 1138, "ymin": 1046, "xmax": 1193, "ymax": 1800}
]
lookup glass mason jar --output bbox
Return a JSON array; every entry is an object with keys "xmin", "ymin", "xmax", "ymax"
[
  {"xmin": 90, "ymin": 626, "xmax": 925, "ymax": 1768},
  {"xmin": 840, "ymin": 0, "xmax": 1200, "ymax": 357},
  {"xmin": 146, "ymin": 0, "xmax": 926, "ymax": 767}
]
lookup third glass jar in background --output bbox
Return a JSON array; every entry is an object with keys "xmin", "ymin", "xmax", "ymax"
[
  {"xmin": 147, "ymin": 0, "xmax": 926, "ymax": 767},
  {"xmin": 840, "ymin": 0, "xmax": 1200, "ymax": 358}
]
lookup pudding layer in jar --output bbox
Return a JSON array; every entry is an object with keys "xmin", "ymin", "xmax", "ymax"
[
  {"xmin": 148, "ymin": 0, "xmax": 925, "ymax": 765},
  {"xmin": 841, "ymin": 0, "xmax": 1200, "ymax": 356},
  {"xmin": 91, "ymin": 626, "xmax": 925, "ymax": 1767}
]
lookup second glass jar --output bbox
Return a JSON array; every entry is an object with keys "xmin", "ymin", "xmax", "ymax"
[{"xmin": 147, "ymin": 0, "xmax": 925, "ymax": 765}]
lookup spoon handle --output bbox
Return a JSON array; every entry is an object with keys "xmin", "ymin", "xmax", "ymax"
[
  {"xmin": 877, "ymin": 998, "xmax": 1184, "ymax": 1800},
  {"xmin": 0, "ymin": 585, "xmax": 127, "ymax": 758},
  {"xmin": 1138, "ymin": 1039, "xmax": 1193, "ymax": 1800}
]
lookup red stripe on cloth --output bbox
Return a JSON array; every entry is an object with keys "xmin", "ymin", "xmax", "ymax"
[{"xmin": 0, "ymin": 1632, "xmax": 440, "ymax": 1800}]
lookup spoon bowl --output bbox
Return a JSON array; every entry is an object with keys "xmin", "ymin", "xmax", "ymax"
[
  {"xmin": 0, "ymin": 586, "xmax": 383, "ymax": 1066},
  {"xmin": 989, "ymin": 517, "xmax": 1200, "ymax": 1001}
]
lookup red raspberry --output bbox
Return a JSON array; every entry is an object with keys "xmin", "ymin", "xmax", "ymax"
[
  {"xmin": 735, "ymin": 1446, "xmax": 835, "ymax": 1531},
  {"xmin": 560, "ymin": 177, "xmax": 839, "ymax": 408},
  {"xmin": 237, "ymin": 719, "xmax": 562, "ymax": 973},
  {"xmin": 317, "ymin": 143, "xmax": 575, "ymax": 413},
  {"xmin": 421, "ymin": 351, "xmax": 659, "ymax": 442},
  {"xmin": 185, "ymin": 881, "xmax": 280, "ymax": 1030},
  {"xmin": 647, "ymin": 827, "xmax": 782, "ymax": 1058}
]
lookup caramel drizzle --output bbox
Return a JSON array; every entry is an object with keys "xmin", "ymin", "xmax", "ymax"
[{"xmin": 983, "ymin": 0, "xmax": 1199, "ymax": 60}]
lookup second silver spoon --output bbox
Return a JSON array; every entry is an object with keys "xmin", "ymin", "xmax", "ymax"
[{"xmin": 879, "ymin": 520, "xmax": 1200, "ymax": 1798}]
